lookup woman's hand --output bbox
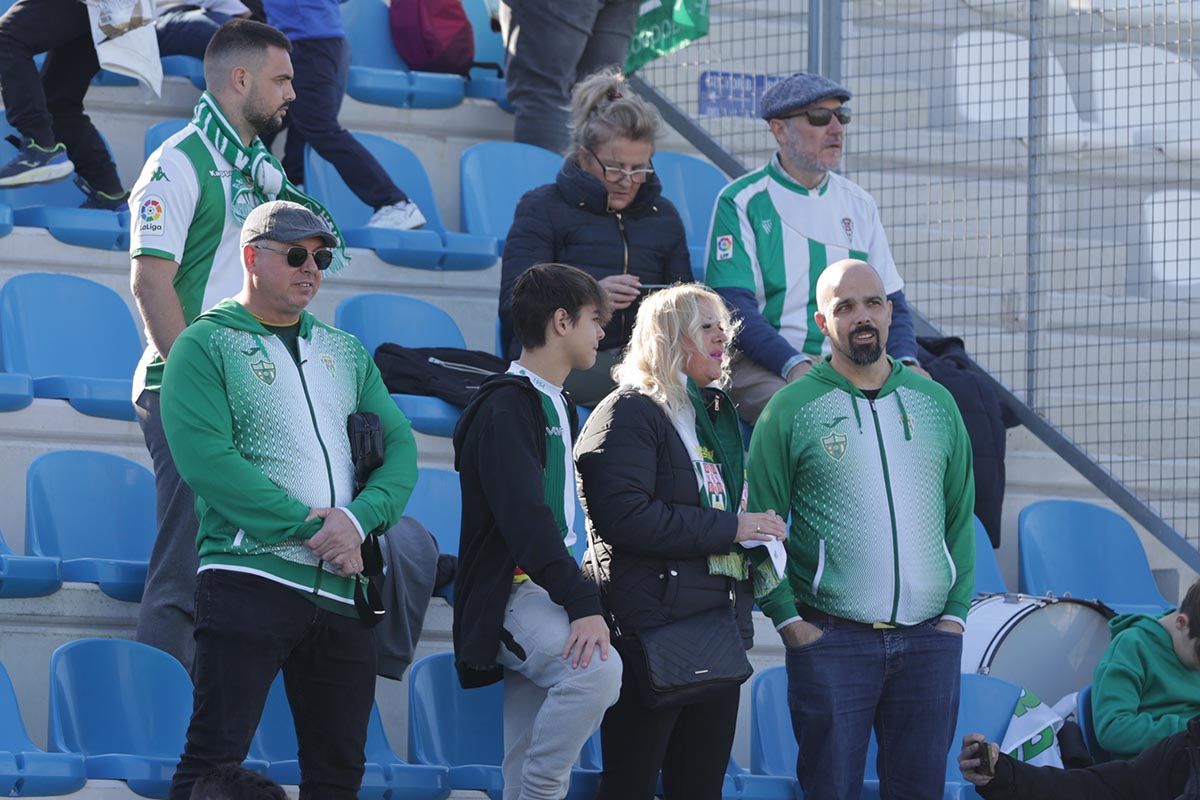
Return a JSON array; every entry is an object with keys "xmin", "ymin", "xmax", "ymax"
[
  {"xmin": 598, "ymin": 274, "xmax": 642, "ymax": 310},
  {"xmin": 735, "ymin": 510, "xmax": 787, "ymax": 543}
]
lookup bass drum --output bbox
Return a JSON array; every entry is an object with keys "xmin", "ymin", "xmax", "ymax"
[{"xmin": 962, "ymin": 593, "xmax": 1114, "ymax": 704}]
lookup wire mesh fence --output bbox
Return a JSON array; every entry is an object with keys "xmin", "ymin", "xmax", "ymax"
[{"xmin": 637, "ymin": 0, "xmax": 1199, "ymax": 545}]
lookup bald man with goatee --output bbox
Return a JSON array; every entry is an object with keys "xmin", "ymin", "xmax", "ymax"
[{"xmin": 747, "ymin": 259, "xmax": 978, "ymax": 800}]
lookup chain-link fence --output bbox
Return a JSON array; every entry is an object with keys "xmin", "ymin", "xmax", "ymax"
[{"xmin": 637, "ymin": 0, "xmax": 1199, "ymax": 545}]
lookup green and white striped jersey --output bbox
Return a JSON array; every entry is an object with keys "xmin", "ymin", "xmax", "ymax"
[
  {"xmin": 129, "ymin": 122, "xmax": 264, "ymax": 393},
  {"xmin": 507, "ymin": 363, "xmax": 577, "ymax": 548},
  {"xmin": 705, "ymin": 156, "xmax": 904, "ymax": 356}
]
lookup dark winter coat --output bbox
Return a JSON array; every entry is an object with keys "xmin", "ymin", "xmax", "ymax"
[
  {"xmin": 575, "ymin": 388, "xmax": 753, "ymax": 648},
  {"xmin": 499, "ymin": 159, "xmax": 693, "ymax": 358}
]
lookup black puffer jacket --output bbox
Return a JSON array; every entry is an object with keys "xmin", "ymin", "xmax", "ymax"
[
  {"xmin": 575, "ymin": 388, "xmax": 753, "ymax": 648},
  {"xmin": 499, "ymin": 159, "xmax": 693, "ymax": 358}
]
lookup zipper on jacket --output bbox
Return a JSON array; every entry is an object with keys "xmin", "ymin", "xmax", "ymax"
[
  {"xmin": 292, "ymin": 339, "xmax": 337, "ymax": 594},
  {"xmin": 615, "ymin": 211, "xmax": 630, "ymax": 342},
  {"xmin": 867, "ymin": 397, "xmax": 902, "ymax": 625},
  {"xmin": 428, "ymin": 356, "xmax": 494, "ymax": 375}
]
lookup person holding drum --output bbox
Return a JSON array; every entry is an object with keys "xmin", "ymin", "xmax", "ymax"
[
  {"xmin": 748, "ymin": 258, "xmax": 976, "ymax": 800},
  {"xmin": 1092, "ymin": 579, "xmax": 1200, "ymax": 760}
]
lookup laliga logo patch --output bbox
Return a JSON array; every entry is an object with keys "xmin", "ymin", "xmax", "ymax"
[
  {"xmin": 139, "ymin": 196, "xmax": 165, "ymax": 236},
  {"xmin": 715, "ymin": 234, "xmax": 734, "ymax": 261}
]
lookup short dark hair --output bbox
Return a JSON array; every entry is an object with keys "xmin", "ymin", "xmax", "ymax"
[
  {"xmin": 203, "ymin": 19, "xmax": 292, "ymax": 87},
  {"xmin": 1181, "ymin": 579, "xmax": 1200, "ymax": 660},
  {"xmin": 511, "ymin": 263, "xmax": 609, "ymax": 350},
  {"xmin": 190, "ymin": 765, "xmax": 287, "ymax": 800}
]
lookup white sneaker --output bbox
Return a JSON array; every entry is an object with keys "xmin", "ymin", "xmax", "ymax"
[{"xmin": 368, "ymin": 200, "xmax": 426, "ymax": 230}]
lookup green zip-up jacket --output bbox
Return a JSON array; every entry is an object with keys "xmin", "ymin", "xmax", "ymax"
[
  {"xmin": 160, "ymin": 299, "xmax": 417, "ymax": 606},
  {"xmin": 748, "ymin": 357, "xmax": 975, "ymax": 627}
]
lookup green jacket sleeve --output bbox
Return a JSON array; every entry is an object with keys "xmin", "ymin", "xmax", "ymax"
[
  {"xmin": 747, "ymin": 390, "xmax": 798, "ymax": 627},
  {"xmin": 941, "ymin": 394, "xmax": 976, "ymax": 622},
  {"xmin": 346, "ymin": 344, "xmax": 417, "ymax": 535},
  {"xmin": 1093, "ymin": 640, "xmax": 1186, "ymax": 758},
  {"xmin": 160, "ymin": 325, "xmax": 319, "ymax": 544}
]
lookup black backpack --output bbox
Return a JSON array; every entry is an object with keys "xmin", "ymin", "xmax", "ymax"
[{"xmin": 374, "ymin": 344, "xmax": 507, "ymax": 408}]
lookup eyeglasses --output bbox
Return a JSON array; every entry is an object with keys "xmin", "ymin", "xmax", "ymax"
[
  {"xmin": 779, "ymin": 106, "xmax": 852, "ymax": 126},
  {"xmin": 586, "ymin": 145, "xmax": 655, "ymax": 184},
  {"xmin": 253, "ymin": 243, "xmax": 334, "ymax": 270}
]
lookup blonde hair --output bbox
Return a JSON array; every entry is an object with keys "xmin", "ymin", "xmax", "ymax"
[
  {"xmin": 614, "ymin": 284, "xmax": 741, "ymax": 414},
  {"xmin": 569, "ymin": 67, "xmax": 661, "ymax": 153}
]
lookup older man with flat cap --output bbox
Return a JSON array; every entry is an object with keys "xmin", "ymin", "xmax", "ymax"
[
  {"xmin": 705, "ymin": 71, "xmax": 925, "ymax": 425},
  {"xmin": 159, "ymin": 200, "xmax": 417, "ymax": 800}
]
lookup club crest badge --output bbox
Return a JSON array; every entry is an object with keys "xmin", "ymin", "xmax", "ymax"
[
  {"xmin": 321, "ymin": 354, "xmax": 336, "ymax": 376},
  {"xmin": 841, "ymin": 217, "xmax": 854, "ymax": 242},
  {"xmin": 251, "ymin": 358, "xmax": 276, "ymax": 385},
  {"xmin": 821, "ymin": 431, "xmax": 848, "ymax": 461}
]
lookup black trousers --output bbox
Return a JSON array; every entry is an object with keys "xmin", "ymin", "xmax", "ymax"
[
  {"xmin": 276, "ymin": 37, "xmax": 405, "ymax": 209},
  {"xmin": 167, "ymin": 570, "xmax": 377, "ymax": 800},
  {"xmin": 595, "ymin": 674, "xmax": 741, "ymax": 800},
  {"xmin": 0, "ymin": 0, "xmax": 122, "ymax": 193}
]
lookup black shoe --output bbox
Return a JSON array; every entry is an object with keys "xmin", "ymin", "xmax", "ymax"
[
  {"xmin": 0, "ymin": 135, "xmax": 74, "ymax": 187},
  {"xmin": 76, "ymin": 175, "xmax": 129, "ymax": 211}
]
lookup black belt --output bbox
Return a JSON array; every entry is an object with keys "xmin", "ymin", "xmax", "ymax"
[{"xmin": 797, "ymin": 604, "xmax": 900, "ymax": 631}]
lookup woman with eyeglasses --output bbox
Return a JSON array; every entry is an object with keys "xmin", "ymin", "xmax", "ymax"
[{"xmin": 499, "ymin": 68, "xmax": 693, "ymax": 407}]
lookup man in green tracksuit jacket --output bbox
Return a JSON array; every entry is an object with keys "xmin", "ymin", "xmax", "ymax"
[
  {"xmin": 748, "ymin": 258, "xmax": 976, "ymax": 800},
  {"xmin": 160, "ymin": 201, "xmax": 417, "ymax": 800}
]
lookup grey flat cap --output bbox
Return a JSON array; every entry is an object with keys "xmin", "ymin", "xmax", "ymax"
[
  {"xmin": 240, "ymin": 200, "xmax": 338, "ymax": 247},
  {"xmin": 760, "ymin": 72, "xmax": 852, "ymax": 120}
]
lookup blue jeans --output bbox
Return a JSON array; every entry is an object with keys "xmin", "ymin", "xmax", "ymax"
[
  {"xmin": 156, "ymin": 7, "xmax": 232, "ymax": 59},
  {"xmin": 785, "ymin": 617, "xmax": 962, "ymax": 800}
]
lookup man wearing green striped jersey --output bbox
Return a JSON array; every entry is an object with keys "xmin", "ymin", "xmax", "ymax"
[
  {"xmin": 748, "ymin": 259, "xmax": 975, "ymax": 800},
  {"xmin": 129, "ymin": 20, "xmax": 297, "ymax": 671},
  {"xmin": 453, "ymin": 263, "xmax": 622, "ymax": 800},
  {"xmin": 706, "ymin": 72, "xmax": 926, "ymax": 425}
]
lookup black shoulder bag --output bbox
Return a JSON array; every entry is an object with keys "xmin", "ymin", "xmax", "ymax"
[
  {"xmin": 347, "ymin": 412, "xmax": 387, "ymax": 626},
  {"xmin": 588, "ymin": 538, "xmax": 752, "ymax": 710}
]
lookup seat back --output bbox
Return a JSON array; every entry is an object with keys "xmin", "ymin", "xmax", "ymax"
[
  {"xmin": 48, "ymin": 638, "xmax": 193, "ymax": 757},
  {"xmin": 25, "ymin": 451, "xmax": 156, "ymax": 562},
  {"xmin": 0, "ymin": 273, "xmax": 141, "ymax": 380},
  {"xmin": 651, "ymin": 151, "xmax": 727, "ymax": 250},
  {"xmin": 334, "ymin": 294, "xmax": 466, "ymax": 357},
  {"xmin": 341, "ymin": 0, "xmax": 412, "ymax": 71},
  {"xmin": 0, "ymin": 661, "xmax": 38, "ymax": 753},
  {"xmin": 459, "ymin": 142, "xmax": 560, "ymax": 241},
  {"xmin": 750, "ymin": 666, "xmax": 795, "ymax": 777},
  {"xmin": 946, "ymin": 674, "xmax": 1023, "ymax": 779},
  {"xmin": 403, "ymin": 467, "xmax": 462, "ymax": 556},
  {"xmin": 1142, "ymin": 190, "xmax": 1199, "ymax": 287},
  {"xmin": 1018, "ymin": 499, "xmax": 1168, "ymax": 608},
  {"xmin": 463, "ymin": 0, "xmax": 505, "ymax": 78},
  {"xmin": 1076, "ymin": 683, "xmax": 1112, "ymax": 762},
  {"xmin": 974, "ymin": 515, "xmax": 1008, "ymax": 594},
  {"xmin": 144, "ymin": 119, "xmax": 190, "ymax": 159},
  {"xmin": 407, "ymin": 652, "xmax": 504, "ymax": 767},
  {"xmin": 247, "ymin": 674, "xmax": 297, "ymax": 763},
  {"xmin": 305, "ymin": 134, "xmax": 446, "ymax": 232}
]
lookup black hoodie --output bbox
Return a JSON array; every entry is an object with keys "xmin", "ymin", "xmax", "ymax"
[{"xmin": 450, "ymin": 372, "xmax": 602, "ymax": 688}]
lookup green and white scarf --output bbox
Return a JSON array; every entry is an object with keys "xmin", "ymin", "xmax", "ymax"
[{"xmin": 192, "ymin": 91, "xmax": 350, "ymax": 273}]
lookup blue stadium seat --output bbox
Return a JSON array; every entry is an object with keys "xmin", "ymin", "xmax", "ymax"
[
  {"xmin": 0, "ymin": 372, "xmax": 33, "ymax": 411},
  {"xmin": 933, "ymin": 674, "xmax": 1024, "ymax": 800},
  {"xmin": 249, "ymin": 674, "xmax": 450, "ymax": 800},
  {"xmin": 0, "ymin": 273, "xmax": 140, "ymax": 421},
  {"xmin": 402, "ymin": 466, "xmax": 461, "ymax": 602},
  {"xmin": 0, "ymin": 122, "xmax": 130, "ymax": 250},
  {"xmin": 462, "ymin": 0, "xmax": 512, "ymax": 111},
  {"xmin": 750, "ymin": 666, "xmax": 795, "ymax": 781},
  {"xmin": 341, "ymin": 0, "xmax": 465, "ymax": 109},
  {"xmin": 335, "ymin": 294, "xmax": 466, "ymax": 437},
  {"xmin": 1077, "ymin": 684, "xmax": 1112, "ymax": 763},
  {"xmin": 26, "ymin": 451, "xmax": 155, "ymax": 602},
  {"xmin": 0, "ymin": 661, "xmax": 87, "ymax": 796},
  {"xmin": 460, "ymin": 142, "xmax": 561, "ymax": 253},
  {"xmin": 47, "ymin": 639, "xmax": 267, "ymax": 799},
  {"xmin": 407, "ymin": 652, "xmax": 602, "ymax": 800},
  {"xmin": 161, "ymin": 55, "xmax": 206, "ymax": 89},
  {"xmin": 652, "ymin": 151, "xmax": 728, "ymax": 281},
  {"xmin": 974, "ymin": 515, "xmax": 1007, "ymax": 594},
  {"xmin": 724, "ymin": 757, "xmax": 797, "ymax": 799},
  {"xmin": 144, "ymin": 119, "xmax": 190, "ymax": 159},
  {"xmin": 1018, "ymin": 499, "xmax": 1171, "ymax": 615},
  {"xmin": 0, "ymin": 202, "xmax": 11, "ymax": 239},
  {"xmin": 306, "ymin": 134, "xmax": 496, "ymax": 270},
  {"xmin": 0, "ymin": 526, "xmax": 59, "ymax": 598}
]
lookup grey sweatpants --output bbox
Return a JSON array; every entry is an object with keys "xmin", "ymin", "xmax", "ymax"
[
  {"xmin": 134, "ymin": 389, "xmax": 199, "ymax": 671},
  {"xmin": 496, "ymin": 581, "xmax": 623, "ymax": 800}
]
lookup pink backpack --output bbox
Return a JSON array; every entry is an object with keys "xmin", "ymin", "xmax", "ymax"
[{"xmin": 389, "ymin": 0, "xmax": 476, "ymax": 76}]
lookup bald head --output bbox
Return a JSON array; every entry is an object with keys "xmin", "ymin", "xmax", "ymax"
[
  {"xmin": 814, "ymin": 258, "xmax": 892, "ymax": 371},
  {"xmin": 815, "ymin": 259, "xmax": 885, "ymax": 314}
]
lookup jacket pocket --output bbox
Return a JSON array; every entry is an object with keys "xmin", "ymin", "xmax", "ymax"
[{"xmin": 811, "ymin": 537, "xmax": 826, "ymax": 597}]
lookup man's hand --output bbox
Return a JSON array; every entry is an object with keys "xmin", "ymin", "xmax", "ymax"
[
  {"xmin": 958, "ymin": 734, "xmax": 998, "ymax": 786},
  {"xmin": 785, "ymin": 360, "xmax": 813, "ymax": 382},
  {"xmin": 304, "ymin": 508, "xmax": 362, "ymax": 576},
  {"xmin": 735, "ymin": 510, "xmax": 788, "ymax": 543},
  {"xmin": 563, "ymin": 614, "xmax": 611, "ymax": 669},
  {"xmin": 936, "ymin": 619, "xmax": 964, "ymax": 635},
  {"xmin": 779, "ymin": 620, "xmax": 824, "ymax": 648},
  {"xmin": 598, "ymin": 274, "xmax": 642, "ymax": 310}
]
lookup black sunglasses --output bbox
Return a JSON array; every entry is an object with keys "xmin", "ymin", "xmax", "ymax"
[
  {"xmin": 780, "ymin": 106, "xmax": 851, "ymax": 126},
  {"xmin": 253, "ymin": 243, "xmax": 334, "ymax": 270}
]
